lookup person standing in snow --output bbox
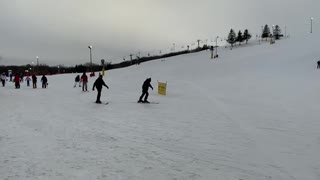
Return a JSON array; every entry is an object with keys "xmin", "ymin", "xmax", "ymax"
[
  {"xmin": 32, "ymin": 74, "xmax": 37, "ymax": 89},
  {"xmin": 25, "ymin": 75, "xmax": 31, "ymax": 87},
  {"xmin": 81, "ymin": 72, "xmax": 88, "ymax": 92},
  {"xmin": 9, "ymin": 73, "xmax": 13, "ymax": 82},
  {"xmin": 14, "ymin": 73, "xmax": 21, "ymax": 89},
  {"xmin": 138, "ymin": 78, "xmax": 153, "ymax": 103},
  {"xmin": 74, "ymin": 75, "xmax": 81, "ymax": 87},
  {"xmin": 317, "ymin": 61, "xmax": 320, "ymax": 69},
  {"xmin": 1, "ymin": 73, "xmax": 6, "ymax": 87},
  {"xmin": 92, "ymin": 75, "xmax": 109, "ymax": 103},
  {"xmin": 41, "ymin": 75, "xmax": 48, "ymax": 88},
  {"xmin": 20, "ymin": 72, "xmax": 24, "ymax": 82}
]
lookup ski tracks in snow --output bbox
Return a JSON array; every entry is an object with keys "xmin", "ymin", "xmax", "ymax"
[{"xmin": 182, "ymin": 80, "xmax": 297, "ymax": 180}]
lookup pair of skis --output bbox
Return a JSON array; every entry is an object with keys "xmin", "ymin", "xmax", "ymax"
[{"xmin": 94, "ymin": 101, "xmax": 159, "ymax": 105}]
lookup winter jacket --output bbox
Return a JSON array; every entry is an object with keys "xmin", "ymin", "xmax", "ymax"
[
  {"xmin": 93, "ymin": 76, "xmax": 109, "ymax": 90},
  {"xmin": 14, "ymin": 75, "xmax": 20, "ymax": 83},
  {"xmin": 75, "ymin": 75, "xmax": 80, "ymax": 82},
  {"xmin": 81, "ymin": 74, "xmax": 88, "ymax": 83},
  {"xmin": 41, "ymin": 76, "xmax": 48, "ymax": 83},
  {"xmin": 142, "ymin": 78, "xmax": 153, "ymax": 92},
  {"xmin": 1, "ymin": 74, "xmax": 6, "ymax": 80},
  {"xmin": 32, "ymin": 75, "xmax": 37, "ymax": 82}
]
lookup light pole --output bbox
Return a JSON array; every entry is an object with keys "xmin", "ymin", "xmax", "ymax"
[
  {"xmin": 32, "ymin": 62, "xmax": 34, "ymax": 74},
  {"xmin": 311, "ymin": 17, "xmax": 314, "ymax": 33},
  {"xmin": 285, "ymin": 25, "xmax": 287, "ymax": 38},
  {"xmin": 130, "ymin": 54, "xmax": 133, "ymax": 64},
  {"xmin": 101, "ymin": 59, "xmax": 105, "ymax": 76},
  {"xmin": 215, "ymin": 36, "xmax": 219, "ymax": 57},
  {"xmin": 88, "ymin": 45, "xmax": 93, "ymax": 72},
  {"xmin": 36, "ymin": 56, "xmax": 39, "ymax": 74}
]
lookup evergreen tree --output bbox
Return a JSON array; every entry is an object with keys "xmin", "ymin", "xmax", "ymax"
[
  {"xmin": 273, "ymin": 25, "xmax": 282, "ymax": 40},
  {"xmin": 262, "ymin": 24, "xmax": 270, "ymax": 41},
  {"xmin": 243, "ymin": 29, "xmax": 252, "ymax": 44},
  {"xmin": 236, "ymin": 30, "xmax": 244, "ymax": 45},
  {"xmin": 227, "ymin": 29, "xmax": 237, "ymax": 47}
]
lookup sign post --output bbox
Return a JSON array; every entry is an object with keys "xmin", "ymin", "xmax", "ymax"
[
  {"xmin": 101, "ymin": 59, "xmax": 105, "ymax": 76},
  {"xmin": 158, "ymin": 81, "xmax": 167, "ymax": 96},
  {"xmin": 210, "ymin": 46, "xmax": 214, "ymax": 59}
]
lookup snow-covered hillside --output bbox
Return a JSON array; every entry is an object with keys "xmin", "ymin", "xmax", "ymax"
[{"xmin": 1, "ymin": 34, "xmax": 320, "ymax": 180}]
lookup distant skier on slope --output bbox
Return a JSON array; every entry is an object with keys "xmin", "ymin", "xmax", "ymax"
[
  {"xmin": 317, "ymin": 61, "xmax": 320, "ymax": 69},
  {"xmin": 74, "ymin": 75, "xmax": 81, "ymax": 87},
  {"xmin": 32, "ymin": 74, "xmax": 37, "ymax": 89},
  {"xmin": 138, "ymin": 78, "xmax": 153, "ymax": 103},
  {"xmin": 92, "ymin": 75, "xmax": 109, "ymax": 103},
  {"xmin": 25, "ymin": 75, "xmax": 31, "ymax": 87},
  {"xmin": 1, "ymin": 73, "xmax": 6, "ymax": 87},
  {"xmin": 41, "ymin": 75, "xmax": 48, "ymax": 88},
  {"xmin": 14, "ymin": 73, "xmax": 20, "ymax": 89}
]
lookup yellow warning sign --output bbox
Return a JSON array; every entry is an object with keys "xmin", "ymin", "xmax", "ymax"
[{"xmin": 158, "ymin": 81, "xmax": 167, "ymax": 95}]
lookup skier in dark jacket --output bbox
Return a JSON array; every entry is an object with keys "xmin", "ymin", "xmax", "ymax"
[
  {"xmin": 74, "ymin": 75, "xmax": 81, "ymax": 87},
  {"xmin": 32, "ymin": 74, "xmax": 37, "ymax": 88},
  {"xmin": 317, "ymin": 60, "xmax": 320, "ymax": 69},
  {"xmin": 138, "ymin": 78, "xmax": 153, "ymax": 103},
  {"xmin": 41, "ymin": 75, "xmax": 48, "ymax": 88},
  {"xmin": 92, "ymin": 75, "xmax": 109, "ymax": 103}
]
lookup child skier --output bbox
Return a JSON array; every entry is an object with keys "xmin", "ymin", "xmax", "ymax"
[
  {"xmin": 25, "ymin": 75, "xmax": 31, "ymax": 86},
  {"xmin": 74, "ymin": 75, "xmax": 81, "ymax": 87},
  {"xmin": 14, "ymin": 73, "xmax": 20, "ymax": 89},
  {"xmin": 1, "ymin": 73, "xmax": 6, "ymax": 87},
  {"xmin": 41, "ymin": 75, "xmax": 48, "ymax": 88}
]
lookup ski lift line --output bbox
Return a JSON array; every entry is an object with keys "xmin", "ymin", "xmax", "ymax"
[{"xmin": 97, "ymin": 38, "xmax": 214, "ymax": 63}]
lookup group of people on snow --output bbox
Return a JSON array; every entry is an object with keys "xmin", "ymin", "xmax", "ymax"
[
  {"xmin": 73, "ymin": 72, "xmax": 88, "ymax": 92},
  {"xmin": 0, "ymin": 72, "xmax": 48, "ymax": 89},
  {"xmin": 73, "ymin": 72, "xmax": 154, "ymax": 104},
  {"xmin": 2, "ymin": 70, "xmax": 155, "ymax": 104},
  {"xmin": 73, "ymin": 73, "xmax": 110, "ymax": 103}
]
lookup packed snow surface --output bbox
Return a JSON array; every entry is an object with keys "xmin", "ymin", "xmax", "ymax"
[{"xmin": 1, "ymin": 34, "xmax": 320, "ymax": 180}]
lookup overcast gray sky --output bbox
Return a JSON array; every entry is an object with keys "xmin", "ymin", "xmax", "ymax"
[{"xmin": 0, "ymin": 0, "xmax": 319, "ymax": 66}]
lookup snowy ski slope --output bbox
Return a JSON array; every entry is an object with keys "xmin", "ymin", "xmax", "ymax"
[{"xmin": 1, "ymin": 34, "xmax": 320, "ymax": 180}]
